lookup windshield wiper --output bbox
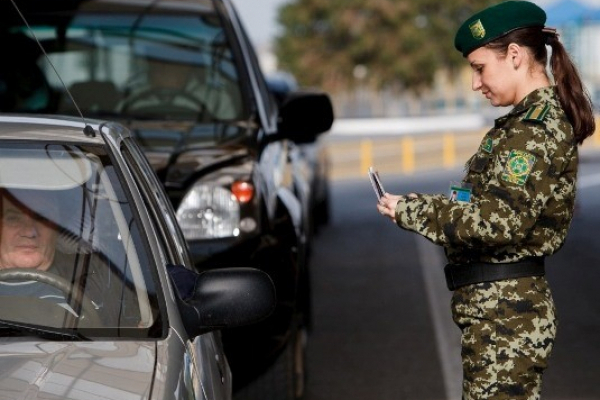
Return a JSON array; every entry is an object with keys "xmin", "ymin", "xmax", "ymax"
[{"xmin": 0, "ymin": 319, "xmax": 91, "ymax": 341}]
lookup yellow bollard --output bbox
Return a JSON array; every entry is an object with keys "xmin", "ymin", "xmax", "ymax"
[
  {"xmin": 401, "ymin": 137, "xmax": 415, "ymax": 174},
  {"xmin": 443, "ymin": 133, "xmax": 456, "ymax": 168},
  {"xmin": 360, "ymin": 140, "xmax": 373, "ymax": 175}
]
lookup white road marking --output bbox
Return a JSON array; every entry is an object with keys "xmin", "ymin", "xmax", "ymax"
[{"xmin": 416, "ymin": 236, "xmax": 463, "ymax": 400}]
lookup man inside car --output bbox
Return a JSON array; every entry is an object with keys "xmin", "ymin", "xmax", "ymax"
[
  {"xmin": 0, "ymin": 189, "xmax": 58, "ymax": 270},
  {"xmin": 0, "ymin": 189, "xmax": 81, "ymax": 318},
  {"xmin": 119, "ymin": 58, "xmax": 241, "ymax": 120},
  {"xmin": 0, "ymin": 188, "xmax": 137, "ymax": 327}
]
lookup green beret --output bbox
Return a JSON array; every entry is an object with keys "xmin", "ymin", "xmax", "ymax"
[{"xmin": 454, "ymin": 1, "xmax": 546, "ymax": 57}]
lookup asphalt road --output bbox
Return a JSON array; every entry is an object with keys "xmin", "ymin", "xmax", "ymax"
[{"xmin": 304, "ymin": 151, "xmax": 600, "ymax": 400}]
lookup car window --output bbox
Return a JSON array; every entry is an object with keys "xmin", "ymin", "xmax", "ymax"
[
  {"xmin": 241, "ymin": 32, "xmax": 277, "ymax": 131},
  {"xmin": 225, "ymin": 1, "xmax": 278, "ymax": 131},
  {"xmin": 0, "ymin": 142, "xmax": 162, "ymax": 337},
  {"xmin": 2, "ymin": 3, "xmax": 248, "ymax": 128}
]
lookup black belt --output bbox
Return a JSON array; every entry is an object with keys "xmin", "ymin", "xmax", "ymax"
[{"xmin": 444, "ymin": 258, "xmax": 545, "ymax": 291}]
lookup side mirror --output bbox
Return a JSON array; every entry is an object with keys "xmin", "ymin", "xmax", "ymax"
[
  {"xmin": 169, "ymin": 265, "xmax": 276, "ymax": 338},
  {"xmin": 277, "ymin": 91, "xmax": 334, "ymax": 144}
]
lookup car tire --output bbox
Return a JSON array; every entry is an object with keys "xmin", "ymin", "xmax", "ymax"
[{"xmin": 233, "ymin": 322, "xmax": 308, "ymax": 400}]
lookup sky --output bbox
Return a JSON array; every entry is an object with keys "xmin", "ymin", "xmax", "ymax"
[
  {"xmin": 231, "ymin": 0, "xmax": 289, "ymax": 47},
  {"xmin": 232, "ymin": 0, "xmax": 600, "ymax": 48}
]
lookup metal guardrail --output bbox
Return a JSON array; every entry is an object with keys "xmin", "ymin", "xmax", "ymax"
[{"xmin": 324, "ymin": 127, "xmax": 600, "ymax": 180}]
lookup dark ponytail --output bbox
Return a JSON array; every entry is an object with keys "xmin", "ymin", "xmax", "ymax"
[
  {"xmin": 546, "ymin": 34, "xmax": 595, "ymax": 144},
  {"xmin": 487, "ymin": 27, "xmax": 595, "ymax": 145}
]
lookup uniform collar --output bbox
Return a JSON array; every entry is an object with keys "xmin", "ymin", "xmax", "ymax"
[
  {"xmin": 511, "ymin": 86, "xmax": 558, "ymax": 115},
  {"xmin": 494, "ymin": 86, "xmax": 558, "ymax": 127}
]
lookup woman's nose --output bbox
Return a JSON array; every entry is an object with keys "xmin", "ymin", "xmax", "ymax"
[{"xmin": 472, "ymin": 74, "xmax": 482, "ymax": 91}]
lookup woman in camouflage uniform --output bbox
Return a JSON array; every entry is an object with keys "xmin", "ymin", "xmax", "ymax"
[{"xmin": 377, "ymin": 1, "xmax": 596, "ymax": 399}]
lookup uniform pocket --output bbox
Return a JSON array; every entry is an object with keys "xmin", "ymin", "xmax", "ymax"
[{"xmin": 468, "ymin": 153, "xmax": 492, "ymax": 173}]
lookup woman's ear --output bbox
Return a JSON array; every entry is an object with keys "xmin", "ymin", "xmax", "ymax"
[{"xmin": 507, "ymin": 43, "xmax": 523, "ymax": 70}]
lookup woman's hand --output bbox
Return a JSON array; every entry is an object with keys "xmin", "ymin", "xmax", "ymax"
[{"xmin": 376, "ymin": 193, "xmax": 417, "ymax": 221}]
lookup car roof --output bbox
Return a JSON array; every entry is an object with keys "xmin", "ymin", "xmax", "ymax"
[{"xmin": 0, "ymin": 114, "xmax": 119, "ymax": 145}]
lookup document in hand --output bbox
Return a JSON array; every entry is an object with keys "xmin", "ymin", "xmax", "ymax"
[{"xmin": 368, "ymin": 166, "xmax": 385, "ymax": 200}]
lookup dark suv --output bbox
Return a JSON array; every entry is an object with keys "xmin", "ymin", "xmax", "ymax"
[{"xmin": 0, "ymin": 0, "xmax": 334, "ymax": 398}]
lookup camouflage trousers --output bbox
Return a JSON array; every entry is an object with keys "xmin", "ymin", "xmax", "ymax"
[{"xmin": 451, "ymin": 276, "xmax": 557, "ymax": 400}]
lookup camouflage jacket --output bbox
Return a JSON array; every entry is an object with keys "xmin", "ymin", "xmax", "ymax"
[{"xmin": 394, "ymin": 86, "xmax": 578, "ymax": 264}]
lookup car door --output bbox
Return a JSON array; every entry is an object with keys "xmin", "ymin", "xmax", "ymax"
[{"xmin": 120, "ymin": 137, "xmax": 232, "ymax": 400}]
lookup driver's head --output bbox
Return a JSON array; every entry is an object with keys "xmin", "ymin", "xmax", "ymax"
[
  {"xmin": 0, "ymin": 189, "xmax": 58, "ymax": 270},
  {"xmin": 147, "ymin": 59, "xmax": 193, "ymax": 90}
]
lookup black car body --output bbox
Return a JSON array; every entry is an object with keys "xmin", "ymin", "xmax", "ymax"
[
  {"xmin": 0, "ymin": 114, "xmax": 275, "ymax": 400},
  {"xmin": 267, "ymin": 72, "xmax": 332, "ymax": 235},
  {"xmin": 0, "ymin": 0, "xmax": 334, "ymax": 398}
]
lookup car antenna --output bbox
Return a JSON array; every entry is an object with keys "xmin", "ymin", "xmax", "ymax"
[{"xmin": 8, "ymin": 0, "xmax": 96, "ymax": 138}]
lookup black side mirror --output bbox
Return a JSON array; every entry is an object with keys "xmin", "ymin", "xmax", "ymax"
[
  {"xmin": 277, "ymin": 91, "xmax": 334, "ymax": 144},
  {"xmin": 169, "ymin": 265, "xmax": 276, "ymax": 338}
]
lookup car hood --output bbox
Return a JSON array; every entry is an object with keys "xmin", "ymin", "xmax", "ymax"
[
  {"xmin": 0, "ymin": 341, "xmax": 156, "ymax": 399},
  {"xmin": 128, "ymin": 120, "xmax": 256, "ymax": 187}
]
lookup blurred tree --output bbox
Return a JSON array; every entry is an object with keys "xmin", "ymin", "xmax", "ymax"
[{"xmin": 274, "ymin": 0, "xmax": 495, "ymax": 94}]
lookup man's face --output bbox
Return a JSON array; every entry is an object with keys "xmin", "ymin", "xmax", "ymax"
[{"xmin": 0, "ymin": 196, "xmax": 57, "ymax": 270}]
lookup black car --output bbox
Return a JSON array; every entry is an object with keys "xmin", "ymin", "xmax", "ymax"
[
  {"xmin": 0, "ymin": 0, "xmax": 334, "ymax": 398},
  {"xmin": 267, "ymin": 72, "xmax": 332, "ymax": 235}
]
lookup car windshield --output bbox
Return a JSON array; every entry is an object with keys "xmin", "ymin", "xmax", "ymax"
[
  {"xmin": 0, "ymin": 142, "xmax": 162, "ymax": 338},
  {"xmin": 1, "ymin": 0, "xmax": 247, "ymax": 138}
]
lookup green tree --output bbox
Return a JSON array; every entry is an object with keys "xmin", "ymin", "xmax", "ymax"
[{"xmin": 274, "ymin": 0, "xmax": 495, "ymax": 94}]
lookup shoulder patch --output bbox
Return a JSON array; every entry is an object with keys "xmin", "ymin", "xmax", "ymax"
[
  {"xmin": 501, "ymin": 150, "xmax": 536, "ymax": 186},
  {"xmin": 481, "ymin": 137, "xmax": 493, "ymax": 153},
  {"xmin": 523, "ymin": 103, "xmax": 550, "ymax": 123}
]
